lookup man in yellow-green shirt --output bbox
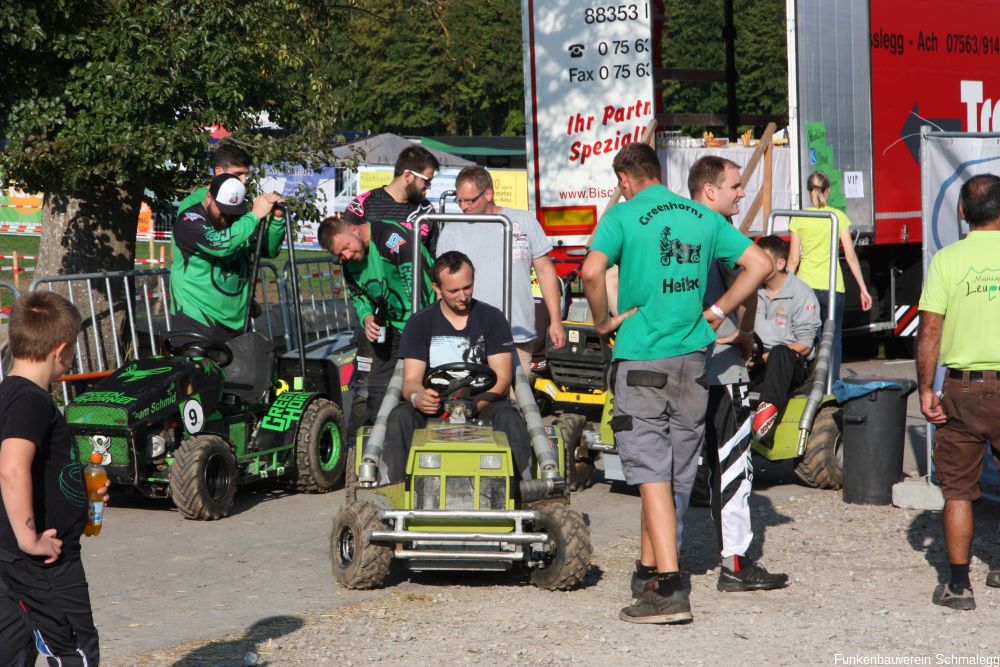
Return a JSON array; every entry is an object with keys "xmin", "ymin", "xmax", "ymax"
[{"xmin": 917, "ymin": 173, "xmax": 1000, "ymax": 612}]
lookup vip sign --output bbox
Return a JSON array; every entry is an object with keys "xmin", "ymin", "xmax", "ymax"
[{"xmin": 522, "ymin": 0, "xmax": 657, "ymax": 244}]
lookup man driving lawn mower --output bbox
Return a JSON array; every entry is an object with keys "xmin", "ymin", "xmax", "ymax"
[{"xmin": 381, "ymin": 251, "xmax": 534, "ymax": 483}]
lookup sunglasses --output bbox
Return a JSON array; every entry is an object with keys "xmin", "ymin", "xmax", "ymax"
[
  {"xmin": 406, "ymin": 169, "xmax": 434, "ymax": 185},
  {"xmin": 456, "ymin": 190, "xmax": 486, "ymax": 207}
]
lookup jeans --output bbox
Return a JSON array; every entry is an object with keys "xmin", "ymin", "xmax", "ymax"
[{"xmin": 813, "ymin": 289, "xmax": 845, "ymax": 380}]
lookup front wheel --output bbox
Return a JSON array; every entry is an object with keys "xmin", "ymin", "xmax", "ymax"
[
  {"xmin": 169, "ymin": 434, "xmax": 238, "ymax": 520},
  {"xmin": 291, "ymin": 398, "xmax": 346, "ymax": 492},
  {"xmin": 330, "ymin": 502, "xmax": 392, "ymax": 589},
  {"xmin": 529, "ymin": 504, "xmax": 592, "ymax": 590}
]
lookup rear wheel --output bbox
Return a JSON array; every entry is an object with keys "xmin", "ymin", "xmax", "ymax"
[
  {"xmin": 291, "ymin": 398, "xmax": 346, "ymax": 492},
  {"xmin": 529, "ymin": 504, "xmax": 592, "ymax": 590},
  {"xmin": 170, "ymin": 434, "xmax": 238, "ymax": 520},
  {"xmin": 330, "ymin": 502, "xmax": 392, "ymax": 589},
  {"xmin": 559, "ymin": 413, "xmax": 593, "ymax": 492},
  {"xmin": 794, "ymin": 405, "xmax": 844, "ymax": 489}
]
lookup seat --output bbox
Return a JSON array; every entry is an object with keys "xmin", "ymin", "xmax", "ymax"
[{"xmin": 223, "ymin": 332, "xmax": 275, "ymax": 402}]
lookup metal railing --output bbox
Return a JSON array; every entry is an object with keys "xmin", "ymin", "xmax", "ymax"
[{"xmin": 7, "ymin": 255, "xmax": 354, "ymax": 401}]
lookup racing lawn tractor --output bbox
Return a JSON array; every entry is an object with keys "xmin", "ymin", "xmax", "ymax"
[
  {"xmin": 330, "ymin": 213, "xmax": 592, "ymax": 590},
  {"xmin": 65, "ymin": 212, "xmax": 358, "ymax": 520},
  {"xmin": 569, "ymin": 209, "xmax": 847, "ymax": 491}
]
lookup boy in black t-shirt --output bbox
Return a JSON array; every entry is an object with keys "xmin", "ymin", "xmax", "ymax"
[
  {"xmin": 0, "ymin": 292, "xmax": 109, "ymax": 666},
  {"xmin": 381, "ymin": 252, "xmax": 533, "ymax": 483}
]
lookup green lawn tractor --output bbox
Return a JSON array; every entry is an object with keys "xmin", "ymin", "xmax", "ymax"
[
  {"xmin": 330, "ymin": 212, "xmax": 592, "ymax": 590},
  {"xmin": 65, "ymin": 216, "xmax": 359, "ymax": 520}
]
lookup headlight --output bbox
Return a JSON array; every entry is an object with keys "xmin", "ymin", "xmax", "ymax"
[
  {"xmin": 480, "ymin": 454, "xmax": 502, "ymax": 470},
  {"xmin": 418, "ymin": 454, "xmax": 441, "ymax": 469},
  {"xmin": 146, "ymin": 434, "xmax": 167, "ymax": 458}
]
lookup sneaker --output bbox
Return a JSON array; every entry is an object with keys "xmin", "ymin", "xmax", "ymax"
[
  {"xmin": 752, "ymin": 402, "xmax": 779, "ymax": 442},
  {"xmin": 619, "ymin": 576, "xmax": 693, "ymax": 625},
  {"xmin": 987, "ymin": 571, "xmax": 1000, "ymax": 588},
  {"xmin": 932, "ymin": 583, "xmax": 976, "ymax": 610},
  {"xmin": 717, "ymin": 558, "xmax": 789, "ymax": 592},
  {"xmin": 630, "ymin": 561, "xmax": 655, "ymax": 598}
]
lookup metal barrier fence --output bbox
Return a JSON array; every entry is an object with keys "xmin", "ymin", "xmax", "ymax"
[{"xmin": 10, "ymin": 256, "xmax": 353, "ymax": 401}]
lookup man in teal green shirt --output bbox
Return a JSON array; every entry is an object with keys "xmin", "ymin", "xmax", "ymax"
[{"xmin": 582, "ymin": 142, "xmax": 771, "ymax": 625}]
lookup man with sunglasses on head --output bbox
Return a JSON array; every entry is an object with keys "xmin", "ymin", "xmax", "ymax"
[
  {"xmin": 436, "ymin": 166, "xmax": 566, "ymax": 373},
  {"xmin": 343, "ymin": 145, "xmax": 440, "ymax": 255}
]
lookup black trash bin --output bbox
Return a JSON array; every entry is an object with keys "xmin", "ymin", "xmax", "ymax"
[{"xmin": 841, "ymin": 377, "xmax": 917, "ymax": 505}]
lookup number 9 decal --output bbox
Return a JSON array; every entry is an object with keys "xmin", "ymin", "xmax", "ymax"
[{"xmin": 183, "ymin": 399, "xmax": 204, "ymax": 434}]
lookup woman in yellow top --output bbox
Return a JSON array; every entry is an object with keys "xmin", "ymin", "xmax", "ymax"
[{"xmin": 787, "ymin": 171, "xmax": 873, "ymax": 379}]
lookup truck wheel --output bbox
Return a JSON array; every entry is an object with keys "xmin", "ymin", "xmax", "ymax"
[
  {"xmin": 794, "ymin": 405, "xmax": 844, "ymax": 490},
  {"xmin": 559, "ymin": 414, "xmax": 593, "ymax": 492},
  {"xmin": 169, "ymin": 434, "xmax": 237, "ymax": 520},
  {"xmin": 529, "ymin": 504, "xmax": 592, "ymax": 590},
  {"xmin": 330, "ymin": 502, "xmax": 392, "ymax": 589},
  {"xmin": 291, "ymin": 398, "xmax": 346, "ymax": 493}
]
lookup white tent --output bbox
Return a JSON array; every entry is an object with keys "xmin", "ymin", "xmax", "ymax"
[{"xmin": 332, "ymin": 133, "xmax": 474, "ymax": 167}]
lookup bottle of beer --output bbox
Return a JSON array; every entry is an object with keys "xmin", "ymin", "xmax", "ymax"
[
  {"xmin": 83, "ymin": 452, "xmax": 107, "ymax": 537},
  {"xmin": 372, "ymin": 299, "xmax": 388, "ymax": 344}
]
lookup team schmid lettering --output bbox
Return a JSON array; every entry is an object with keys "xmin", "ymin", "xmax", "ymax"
[
  {"xmin": 662, "ymin": 276, "xmax": 700, "ymax": 293},
  {"xmin": 640, "ymin": 202, "xmax": 703, "ymax": 225}
]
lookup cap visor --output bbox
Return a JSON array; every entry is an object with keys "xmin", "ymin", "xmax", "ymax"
[{"xmin": 216, "ymin": 202, "xmax": 248, "ymax": 216}]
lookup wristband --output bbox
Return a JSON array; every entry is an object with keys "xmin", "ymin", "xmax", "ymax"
[
  {"xmin": 410, "ymin": 392, "xmax": 419, "ymax": 409},
  {"xmin": 709, "ymin": 303, "xmax": 726, "ymax": 319},
  {"xmin": 738, "ymin": 329, "xmax": 754, "ymax": 336}
]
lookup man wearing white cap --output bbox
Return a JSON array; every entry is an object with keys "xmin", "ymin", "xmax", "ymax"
[{"xmin": 169, "ymin": 173, "xmax": 284, "ymax": 343}]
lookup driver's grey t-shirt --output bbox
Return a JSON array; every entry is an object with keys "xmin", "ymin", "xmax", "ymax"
[{"xmin": 398, "ymin": 299, "xmax": 514, "ymax": 368}]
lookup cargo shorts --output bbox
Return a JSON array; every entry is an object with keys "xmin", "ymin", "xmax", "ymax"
[
  {"xmin": 934, "ymin": 373, "xmax": 1000, "ymax": 501},
  {"xmin": 609, "ymin": 349, "xmax": 709, "ymax": 489}
]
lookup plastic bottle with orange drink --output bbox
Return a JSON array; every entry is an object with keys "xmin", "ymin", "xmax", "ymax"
[{"xmin": 83, "ymin": 452, "xmax": 107, "ymax": 536}]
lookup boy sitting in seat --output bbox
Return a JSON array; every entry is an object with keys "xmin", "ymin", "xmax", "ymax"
[{"xmin": 749, "ymin": 236, "xmax": 822, "ymax": 442}]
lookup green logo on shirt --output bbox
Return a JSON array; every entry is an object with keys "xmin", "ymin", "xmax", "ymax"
[{"xmin": 958, "ymin": 267, "xmax": 1000, "ymax": 301}]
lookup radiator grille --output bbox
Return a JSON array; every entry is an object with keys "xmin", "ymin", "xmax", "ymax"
[
  {"xmin": 479, "ymin": 476, "xmax": 506, "ymax": 510},
  {"xmin": 414, "ymin": 475, "xmax": 441, "ymax": 509},
  {"xmin": 445, "ymin": 476, "xmax": 475, "ymax": 510}
]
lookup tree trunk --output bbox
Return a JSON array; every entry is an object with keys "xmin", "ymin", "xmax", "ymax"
[
  {"xmin": 33, "ymin": 183, "xmax": 147, "ymax": 381},
  {"xmin": 36, "ymin": 182, "xmax": 143, "ymax": 277}
]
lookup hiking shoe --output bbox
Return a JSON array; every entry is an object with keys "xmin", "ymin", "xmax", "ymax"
[
  {"xmin": 752, "ymin": 402, "xmax": 779, "ymax": 442},
  {"xmin": 630, "ymin": 561, "xmax": 655, "ymax": 598},
  {"xmin": 619, "ymin": 575, "xmax": 693, "ymax": 625},
  {"xmin": 987, "ymin": 571, "xmax": 1000, "ymax": 588},
  {"xmin": 717, "ymin": 558, "xmax": 789, "ymax": 592},
  {"xmin": 932, "ymin": 583, "xmax": 976, "ymax": 610}
]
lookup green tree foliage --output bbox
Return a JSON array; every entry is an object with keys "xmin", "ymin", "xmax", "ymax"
[
  {"xmin": 0, "ymin": 0, "xmax": 343, "ymax": 274},
  {"xmin": 325, "ymin": 0, "xmax": 524, "ymax": 136},
  {"xmin": 660, "ymin": 0, "xmax": 787, "ymax": 132}
]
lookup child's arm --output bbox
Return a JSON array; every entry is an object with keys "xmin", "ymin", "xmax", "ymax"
[{"xmin": 0, "ymin": 438, "xmax": 62, "ymax": 563}]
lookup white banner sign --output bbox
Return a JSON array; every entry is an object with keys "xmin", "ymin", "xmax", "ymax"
[{"xmin": 522, "ymin": 0, "xmax": 656, "ymax": 240}]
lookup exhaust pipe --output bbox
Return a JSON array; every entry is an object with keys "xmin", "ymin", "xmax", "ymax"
[{"xmin": 358, "ymin": 360, "xmax": 404, "ymax": 485}]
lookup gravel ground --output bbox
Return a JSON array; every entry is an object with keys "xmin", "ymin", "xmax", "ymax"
[{"xmin": 106, "ymin": 470, "xmax": 1000, "ymax": 667}]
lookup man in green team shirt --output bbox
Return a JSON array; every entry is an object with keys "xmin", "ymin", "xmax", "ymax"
[
  {"xmin": 170, "ymin": 170, "xmax": 284, "ymax": 344},
  {"xmin": 318, "ymin": 215, "xmax": 435, "ymax": 422}
]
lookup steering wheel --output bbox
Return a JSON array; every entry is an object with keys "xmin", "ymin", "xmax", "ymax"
[
  {"xmin": 423, "ymin": 362, "xmax": 497, "ymax": 400},
  {"xmin": 163, "ymin": 331, "xmax": 234, "ymax": 368}
]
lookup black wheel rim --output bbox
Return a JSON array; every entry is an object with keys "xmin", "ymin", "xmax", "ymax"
[
  {"xmin": 204, "ymin": 452, "xmax": 231, "ymax": 501},
  {"xmin": 338, "ymin": 524, "xmax": 356, "ymax": 565}
]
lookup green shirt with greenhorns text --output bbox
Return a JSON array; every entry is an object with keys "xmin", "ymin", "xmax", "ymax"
[
  {"xmin": 919, "ymin": 229, "xmax": 1000, "ymax": 370},
  {"xmin": 590, "ymin": 184, "xmax": 752, "ymax": 361}
]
